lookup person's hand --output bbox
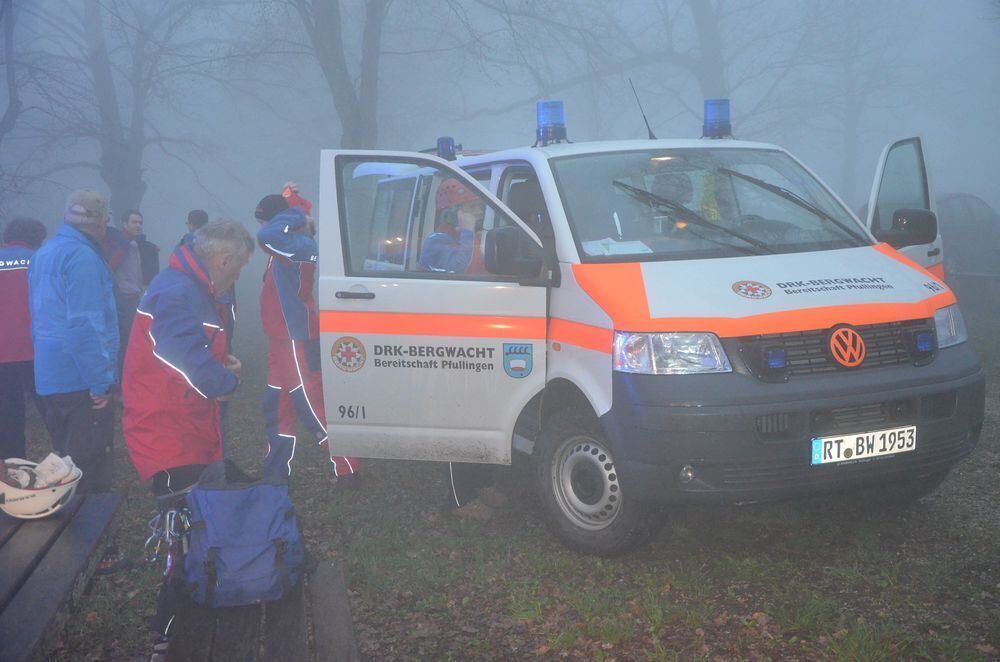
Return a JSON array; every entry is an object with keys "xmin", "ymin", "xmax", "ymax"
[
  {"xmin": 224, "ymin": 354, "xmax": 242, "ymax": 380},
  {"xmin": 457, "ymin": 210, "xmax": 477, "ymax": 232},
  {"xmin": 91, "ymin": 392, "xmax": 111, "ymax": 409}
]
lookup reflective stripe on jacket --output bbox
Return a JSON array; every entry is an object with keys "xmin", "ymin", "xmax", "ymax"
[
  {"xmin": 258, "ymin": 208, "xmax": 318, "ymax": 340},
  {"xmin": 122, "ymin": 238, "xmax": 238, "ymax": 481}
]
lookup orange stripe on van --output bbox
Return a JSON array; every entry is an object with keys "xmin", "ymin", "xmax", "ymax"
[
  {"xmin": 571, "ymin": 263, "xmax": 650, "ymax": 330},
  {"xmin": 872, "ymin": 242, "xmax": 946, "ymax": 283},
  {"xmin": 319, "ymin": 311, "xmax": 546, "ymax": 339},
  {"xmin": 571, "ymin": 250, "xmax": 956, "ymax": 338},
  {"xmin": 549, "ymin": 319, "xmax": 614, "ymax": 354},
  {"xmin": 629, "ymin": 295, "xmax": 955, "ymax": 337}
]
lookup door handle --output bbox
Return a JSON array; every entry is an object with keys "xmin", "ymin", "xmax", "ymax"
[
  {"xmin": 927, "ymin": 248, "xmax": 940, "ymax": 257},
  {"xmin": 335, "ymin": 291, "xmax": 375, "ymax": 300}
]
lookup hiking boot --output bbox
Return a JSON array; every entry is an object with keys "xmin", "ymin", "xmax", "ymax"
[{"xmin": 150, "ymin": 635, "xmax": 169, "ymax": 662}]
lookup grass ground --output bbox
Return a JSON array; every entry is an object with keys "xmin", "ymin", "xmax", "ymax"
[{"xmin": 34, "ymin": 285, "xmax": 1000, "ymax": 661}]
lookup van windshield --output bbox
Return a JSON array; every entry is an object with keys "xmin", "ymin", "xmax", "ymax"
[{"xmin": 549, "ymin": 148, "xmax": 870, "ymax": 262}]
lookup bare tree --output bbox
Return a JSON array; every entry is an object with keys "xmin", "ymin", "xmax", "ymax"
[
  {"xmin": 290, "ymin": 0, "xmax": 387, "ymax": 149},
  {"xmin": 455, "ymin": 0, "xmax": 823, "ymax": 141},
  {"xmin": 0, "ymin": 0, "xmax": 19, "ymax": 149},
  {"xmin": 0, "ymin": 0, "xmax": 24, "ymax": 209},
  {"xmin": 10, "ymin": 0, "xmax": 259, "ymax": 215}
]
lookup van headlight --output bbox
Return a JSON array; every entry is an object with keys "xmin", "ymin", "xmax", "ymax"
[
  {"xmin": 613, "ymin": 331, "xmax": 732, "ymax": 374},
  {"xmin": 933, "ymin": 304, "xmax": 968, "ymax": 348}
]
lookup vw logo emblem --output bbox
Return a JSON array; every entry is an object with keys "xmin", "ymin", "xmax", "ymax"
[{"xmin": 829, "ymin": 326, "xmax": 866, "ymax": 368}]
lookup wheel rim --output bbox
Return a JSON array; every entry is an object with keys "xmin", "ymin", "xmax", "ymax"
[{"xmin": 550, "ymin": 434, "xmax": 621, "ymax": 531}]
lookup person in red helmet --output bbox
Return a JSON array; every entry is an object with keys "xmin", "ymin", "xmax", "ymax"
[
  {"xmin": 256, "ymin": 190, "xmax": 360, "ymax": 484},
  {"xmin": 419, "ymin": 177, "xmax": 486, "ymax": 273}
]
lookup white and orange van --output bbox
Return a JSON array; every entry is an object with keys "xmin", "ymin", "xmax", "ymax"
[{"xmin": 317, "ymin": 105, "xmax": 985, "ymax": 554}]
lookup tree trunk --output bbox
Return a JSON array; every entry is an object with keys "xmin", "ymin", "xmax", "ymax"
[
  {"xmin": 0, "ymin": 0, "xmax": 22, "ymax": 150},
  {"xmin": 689, "ymin": 0, "xmax": 728, "ymax": 99},
  {"xmin": 82, "ymin": 0, "xmax": 146, "ymax": 216},
  {"xmin": 298, "ymin": 0, "xmax": 385, "ymax": 149},
  {"xmin": 103, "ymin": 146, "xmax": 147, "ymax": 218}
]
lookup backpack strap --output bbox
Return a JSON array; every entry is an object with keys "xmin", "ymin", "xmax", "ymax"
[
  {"xmin": 204, "ymin": 547, "xmax": 218, "ymax": 607},
  {"xmin": 273, "ymin": 539, "xmax": 293, "ymax": 594}
]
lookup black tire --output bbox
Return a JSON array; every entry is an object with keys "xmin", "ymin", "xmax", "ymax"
[{"xmin": 533, "ymin": 406, "xmax": 659, "ymax": 556}]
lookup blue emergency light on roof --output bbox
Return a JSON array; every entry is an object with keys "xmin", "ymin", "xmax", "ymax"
[
  {"xmin": 702, "ymin": 98, "xmax": 732, "ymax": 139},
  {"xmin": 436, "ymin": 136, "xmax": 460, "ymax": 161},
  {"xmin": 536, "ymin": 100, "xmax": 567, "ymax": 146}
]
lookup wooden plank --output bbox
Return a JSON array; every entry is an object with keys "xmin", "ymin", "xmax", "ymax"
[
  {"xmin": 0, "ymin": 495, "xmax": 83, "ymax": 613},
  {"xmin": 0, "ymin": 493, "xmax": 122, "ymax": 662},
  {"xmin": 210, "ymin": 604, "xmax": 260, "ymax": 662},
  {"xmin": 166, "ymin": 599, "xmax": 215, "ymax": 662},
  {"xmin": 262, "ymin": 581, "xmax": 308, "ymax": 662},
  {"xmin": 308, "ymin": 561, "xmax": 360, "ymax": 662},
  {"xmin": 0, "ymin": 513, "xmax": 22, "ymax": 547}
]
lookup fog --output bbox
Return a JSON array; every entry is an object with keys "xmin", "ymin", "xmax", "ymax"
[{"xmin": 1, "ymin": 0, "xmax": 998, "ymax": 329}]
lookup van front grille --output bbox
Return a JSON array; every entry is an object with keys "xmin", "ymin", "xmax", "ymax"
[{"xmin": 740, "ymin": 319, "xmax": 932, "ymax": 378}]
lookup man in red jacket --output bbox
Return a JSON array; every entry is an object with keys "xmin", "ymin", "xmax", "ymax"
[
  {"xmin": 0, "ymin": 217, "xmax": 48, "ymax": 459},
  {"xmin": 257, "ymin": 191, "xmax": 359, "ymax": 483},
  {"xmin": 122, "ymin": 219, "xmax": 253, "ymax": 660},
  {"xmin": 122, "ymin": 219, "xmax": 252, "ymax": 483}
]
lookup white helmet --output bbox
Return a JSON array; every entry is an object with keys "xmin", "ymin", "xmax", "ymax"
[{"xmin": 0, "ymin": 458, "xmax": 82, "ymax": 520}]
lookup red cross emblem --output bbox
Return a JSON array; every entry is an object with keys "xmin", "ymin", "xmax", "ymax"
[{"xmin": 332, "ymin": 336, "xmax": 366, "ymax": 372}]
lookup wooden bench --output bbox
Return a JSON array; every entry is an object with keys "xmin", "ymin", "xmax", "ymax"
[
  {"xmin": 167, "ymin": 559, "xmax": 359, "ymax": 662},
  {"xmin": 0, "ymin": 492, "xmax": 124, "ymax": 662}
]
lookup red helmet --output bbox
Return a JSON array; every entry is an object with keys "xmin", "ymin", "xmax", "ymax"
[{"xmin": 435, "ymin": 178, "xmax": 478, "ymax": 212}]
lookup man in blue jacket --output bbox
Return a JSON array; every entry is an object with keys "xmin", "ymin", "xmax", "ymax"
[{"xmin": 29, "ymin": 190, "xmax": 119, "ymax": 493}]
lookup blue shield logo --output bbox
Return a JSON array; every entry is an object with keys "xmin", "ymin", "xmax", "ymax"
[{"xmin": 503, "ymin": 343, "xmax": 533, "ymax": 379}]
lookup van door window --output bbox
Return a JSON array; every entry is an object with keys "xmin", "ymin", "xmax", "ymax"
[
  {"xmin": 500, "ymin": 169, "xmax": 552, "ymax": 234},
  {"xmin": 337, "ymin": 158, "xmax": 540, "ymax": 281},
  {"xmin": 871, "ymin": 139, "xmax": 929, "ymax": 235}
]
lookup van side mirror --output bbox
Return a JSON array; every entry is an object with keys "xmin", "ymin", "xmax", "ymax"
[
  {"xmin": 485, "ymin": 225, "xmax": 543, "ymax": 278},
  {"xmin": 875, "ymin": 208, "xmax": 937, "ymax": 248}
]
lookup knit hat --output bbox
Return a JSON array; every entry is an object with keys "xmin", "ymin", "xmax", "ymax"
[
  {"xmin": 64, "ymin": 190, "xmax": 108, "ymax": 225},
  {"xmin": 187, "ymin": 209, "xmax": 209, "ymax": 229},
  {"xmin": 255, "ymin": 194, "xmax": 288, "ymax": 222}
]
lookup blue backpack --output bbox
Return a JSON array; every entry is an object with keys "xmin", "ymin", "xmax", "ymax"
[{"xmin": 184, "ymin": 461, "xmax": 305, "ymax": 607}]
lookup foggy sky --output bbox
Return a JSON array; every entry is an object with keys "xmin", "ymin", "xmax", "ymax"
[{"xmin": 1, "ymin": 0, "xmax": 997, "ymax": 330}]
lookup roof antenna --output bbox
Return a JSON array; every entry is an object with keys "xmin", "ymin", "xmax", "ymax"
[{"xmin": 629, "ymin": 78, "xmax": 657, "ymax": 140}]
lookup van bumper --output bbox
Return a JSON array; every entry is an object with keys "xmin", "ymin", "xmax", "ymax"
[{"xmin": 603, "ymin": 343, "xmax": 986, "ymax": 504}]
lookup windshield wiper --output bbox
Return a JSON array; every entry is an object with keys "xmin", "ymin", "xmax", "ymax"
[
  {"xmin": 718, "ymin": 167, "xmax": 869, "ymax": 245},
  {"xmin": 612, "ymin": 180, "xmax": 775, "ymax": 255}
]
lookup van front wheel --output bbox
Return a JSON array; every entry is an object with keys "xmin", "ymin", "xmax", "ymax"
[{"xmin": 534, "ymin": 407, "xmax": 657, "ymax": 556}]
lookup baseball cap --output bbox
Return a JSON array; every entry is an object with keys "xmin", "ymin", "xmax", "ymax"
[{"xmin": 64, "ymin": 190, "xmax": 108, "ymax": 225}]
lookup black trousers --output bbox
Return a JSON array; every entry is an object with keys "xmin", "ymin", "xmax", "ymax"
[
  {"xmin": 41, "ymin": 390, "xmax": 114, "ymax": 493},
  {"xmin": 150, "ymin": 464, "xmax": 207, "ymax": 636},
  {"xmin": 0, "ymin": 361, "xmax": 44, "ymax": 460},
  {"xmin": 116, "ymin": 292, "xmax": 141, "ymax": 378}
]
